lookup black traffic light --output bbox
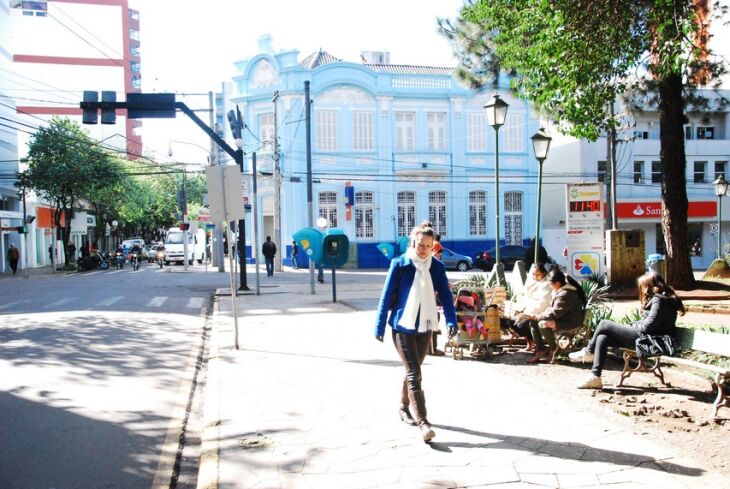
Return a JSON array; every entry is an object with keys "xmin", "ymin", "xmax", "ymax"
[
  {"xmin": 101, "ymin": 91, "xmax": 116, "ymax": 124},
  {"xmin": 17, "ymin": 225, "xmax": 27, "ymax": 234},
  {"xmin": 82, "ymin": 91, "xmax": 98, "ymax": 124},
  {"xmin": 179, "ymin": 222, "xmax": 190, "ymax": 231},
  {"xmin": 227, "ymin": 106, "xmax": 244, "ymax": 140}
]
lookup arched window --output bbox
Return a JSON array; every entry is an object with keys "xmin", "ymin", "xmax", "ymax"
[
  {"xmin": 504, "ymin": 191, "xmax": 523, "ymax": 245},
  {"xmin": 355, "ymin": 191, "xmax": 374, "ymax": 238},
  {"xmin": 318, "ymin": 191, "xmax": 338, "ymax": 228},
  {"xmin": 397, "ymin": 191, "xmax": 416, "ymax": 237},
  {"xmin": 428, "ymin": 191, "xmax": 447, "ymax": 237},
  {"xmin": 469, "ymin": 190, "xmax": 487, "ymax": 236}
]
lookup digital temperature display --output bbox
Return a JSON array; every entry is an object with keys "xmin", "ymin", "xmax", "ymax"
[{"xmin": 569, "ymin": 200, "xmax": 601, "ymax": 212}]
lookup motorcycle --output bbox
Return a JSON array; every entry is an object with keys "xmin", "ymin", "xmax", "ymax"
[
  {"xmin": 155, "ymin": 248, "xmax": 165, "ymax": 269},
  {"xmin": 114, "ymin": 251, "xmax": 125, "ymax": 270},
  {"xmin": 77, "ymin": 251, "xmax": 109, "ymax": 271},
  {"xmin": 129, "ymin": 251, "xmax": 140, "ymax": 271}
]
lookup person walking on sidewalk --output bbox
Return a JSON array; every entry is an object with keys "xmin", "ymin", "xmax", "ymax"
[
  {"xmin": 262, "ymin": 236, "xmax": 277, "ymax": 277},
  {"xmin": 290, "ymin": 240, "xmax": 299, "ymax": 269},
  {"xmin": 7, "ymin": 244, "xmax": 19, "ymax": 275},
  {"xmin": 374, "ymin": 222, "xmax": 457, "ymax": 442},
  {"xmin": 569, "ymin": 272, "xmax": 685, "ymax": 389}
]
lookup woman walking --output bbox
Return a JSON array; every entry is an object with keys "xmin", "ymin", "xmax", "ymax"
[
  {"xmin": 569, "ymin": 272, "xmax": 685, "ymax": 389},
  {"xmin": 374, "ymin": 222, "xmax": 456, "ymax": 442}
]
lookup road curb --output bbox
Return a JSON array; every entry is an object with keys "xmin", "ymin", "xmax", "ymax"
[{"xmin": 197, "ymin": 297, "xmax": 222, "ymax": 489}]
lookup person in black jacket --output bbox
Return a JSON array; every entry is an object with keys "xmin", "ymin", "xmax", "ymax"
[
  {"xmin": 262, "ymin": 236, "xmax": 277, "ymax": 277},
  {"xmin": 569, "ymin": 272, "xmax": 685, "ymax": 389}
]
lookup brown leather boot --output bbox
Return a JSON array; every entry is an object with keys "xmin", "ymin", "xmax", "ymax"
[
  {"xmin": 408, "ymin": 389, "xmax": 435, "ymax": 442},
  {"xmin": 399, "ymin": 381, "xmax": 416, "ymax": 426}
]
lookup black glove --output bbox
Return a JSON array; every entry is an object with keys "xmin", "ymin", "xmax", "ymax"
[{"xmin": 375, "ymin": 334, "xmax": 384, "ymax": 342}]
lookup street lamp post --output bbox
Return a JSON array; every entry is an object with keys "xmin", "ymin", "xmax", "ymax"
[
  {"xmin": 713, "ymin": 177, "xmax": 728, "ymax": 259},
  {"xmin": 484, "ymin": 93, "xmax": 509, "ymax": 273},
  {"xmin": 531, "ymin": 127, "xmax": 552, "ymax": 266}
]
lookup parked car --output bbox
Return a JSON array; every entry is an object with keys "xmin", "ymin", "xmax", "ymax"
[
  {"xmin": 439, "ymin": 247, "xmax": 473, "ymax": 271},
  {"xmin": 474, "ymin": 245, "xmax": 528, "ymax": 271}
]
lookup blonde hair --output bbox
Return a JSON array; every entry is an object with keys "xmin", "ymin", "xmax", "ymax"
[{"xmin": 410, "ymin": 221, "xmax": 436, "ymax": 242}]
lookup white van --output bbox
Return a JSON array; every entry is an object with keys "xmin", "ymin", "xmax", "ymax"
[{"xmin": 164, "ymin": 227, "xmax": 206, "ymax": 265}]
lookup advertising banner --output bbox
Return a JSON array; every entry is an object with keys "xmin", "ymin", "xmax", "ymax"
[{"xmin": 566, "ymin": 183, "xmax": 605, "ymax": 279}]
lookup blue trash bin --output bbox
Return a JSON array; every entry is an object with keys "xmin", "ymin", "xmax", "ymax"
[{"xmin": 646, "ymin": 253, "xmax": 666, "ymax": 276}]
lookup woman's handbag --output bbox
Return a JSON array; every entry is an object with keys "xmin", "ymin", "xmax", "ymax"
[{"xmin": 635, "ymin": 334, "xmax": 676, "ymax": 357}]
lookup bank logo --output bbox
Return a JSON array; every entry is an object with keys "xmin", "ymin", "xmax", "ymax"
[
  {"xmin": 632, "ymin": 205, "xmax": 645, "ymax": 216},
  {"xmin": 572, "ymin": 252, "xmax": 600, "ymax": 277}
]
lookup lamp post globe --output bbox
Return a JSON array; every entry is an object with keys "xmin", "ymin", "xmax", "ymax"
[
  {"xmin": 484, "ymin": 93, "xmax": 509, "ymax": 272},
  {"xmin": 531, "ymin": 127, "xmax": 552, "ymax": 266},
  {"xmin": 713, "ymin": 176, "xmax": 728, "ymax": 258}
]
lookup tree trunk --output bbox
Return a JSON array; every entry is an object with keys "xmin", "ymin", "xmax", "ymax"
[{"xmin": 658, "ymin": 73, "xmax": 695, "ymax": 290}]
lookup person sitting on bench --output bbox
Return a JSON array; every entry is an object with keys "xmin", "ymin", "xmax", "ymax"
[
  {"xmin": 528, "ymin": 269, "xmax": 585, "ymax": 363},
  {"xmin": 505, "ymin": 263, "xmax": 551, "ymax": 352},
  {"xmin": 569, "ymin": 272, "xmax": 685, "ymax": 389}
]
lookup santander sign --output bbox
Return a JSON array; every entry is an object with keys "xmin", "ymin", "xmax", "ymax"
[{"xmin": 617, "ymin": 201, "xmax": 716, "ymax": 219}]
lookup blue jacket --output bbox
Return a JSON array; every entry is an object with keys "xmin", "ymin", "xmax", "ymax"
[{"xmin": 375, "ymin": 255, "xmax": 457, "ymax": 337}]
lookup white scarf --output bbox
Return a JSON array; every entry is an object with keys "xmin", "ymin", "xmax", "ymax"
[{"xmin": 398, "ymin": 248, "xmax": 439, "ymax": 333}]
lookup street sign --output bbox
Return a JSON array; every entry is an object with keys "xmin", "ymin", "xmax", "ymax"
[
  {"xmin": 206, "ymin": 165, "xmax": 246, "ymax": 222},
  {"xmin": 205, "ymin": 223, "xmax": 215, "ymax": 230}
]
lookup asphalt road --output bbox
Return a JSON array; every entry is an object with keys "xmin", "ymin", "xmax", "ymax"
[{"xmin": 0, "ymin": 261, "xmax": 232, "ymax": 489}]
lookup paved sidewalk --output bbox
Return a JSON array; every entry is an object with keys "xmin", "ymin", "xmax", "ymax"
[{"xmin": 198, "ymin": 270, "xmax": 730, "ymax": 489}]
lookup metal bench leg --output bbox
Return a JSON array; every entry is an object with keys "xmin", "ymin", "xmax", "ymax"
[
  {"xmin": 711, "ymin": 373, "xmax": 729, "ymax": 420},
  {"xmin": 647, "ymin": 356, "xmax": 667, "ymax": 386},
  {"xmin": 618, "ymin": 350, "xmax": 635, "ymax": 387}
]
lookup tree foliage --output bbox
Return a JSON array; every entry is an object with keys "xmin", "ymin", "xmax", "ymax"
[
  {"xmin": 18, "ymin": 117, "xmax": 122, "ymax": 260},
  {"xmin": 446, "ymin": 0, "xmax": 728, "ymax": 289}
]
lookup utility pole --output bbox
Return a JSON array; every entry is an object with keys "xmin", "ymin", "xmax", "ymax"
[
  {"xmin": 209, "ymin": 90, "xmax": 225, "ymax": 272},
  {"xmin": 609, "ymin": 101, "xmax": 618, "ymax": 231},
  {"xmin": 273, "ymin": 91, "xmax": 282, "ymax": 272},
  {"xmin": 305, "ymin": 81, "xmax": 315, "ymax": 294}
]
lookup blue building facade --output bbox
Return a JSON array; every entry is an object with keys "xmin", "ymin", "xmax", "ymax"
[{"xmin": 228, "ymin": 37, "xmax": 545, "ymax": 268}]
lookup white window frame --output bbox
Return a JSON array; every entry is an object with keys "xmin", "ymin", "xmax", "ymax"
[
  {"xmin": 694, "ymin": 161, "xmax": 707, "ymax": 183},
  {"xmin": 428, "ymin": 191, "xmax": 447, "ymax": 237},
  {"xmin": 317, "ymin": 110, "xmax": 337, "ymax": 151},
  {"xmin": 318, "ymin": 191, "xmax": 338, "ymax": 229},
  {"xmin": 469, "ymin": 190, "xmax": 487, "ymax": 236},
  {"xmin": 634, "ymin": 161, "xmax": 644, "ymax": 184},
  {"xmin": 427, "ymin": 112, "xmax": 447, "ymax": 151},
  {"xmin": 504, "ymin": 191, "xmax": 523, "ymax": 246},
  {"xmin": 715, "ymin": 161, "xmax": 728, "ymax": 180},
  {"xmin": 503, "ymin": 113, "xmax": 524, "ymax": 152},
  {"xmin": 259, "ymin": 112, "xmax": 274, "ymax": 153},
  {"xmin": 397, "ymin": 191, "xmax": 416, "ymax": 237},
  {"xmin": 355, "ymin": 191, "xmax": 374, "ymax": 238},
  {"xmin": 467, "ymin": 112, "xmax": 486, "ymax": 152},
  {"xmin": 352, "ymin": 111, "xmax": 373, "ymax": 151},
  {"xmin": 395, "ymin": 111, "xmax": 415, "ymax": 151}
]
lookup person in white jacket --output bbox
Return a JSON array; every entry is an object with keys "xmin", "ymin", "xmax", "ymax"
[{"xmin": 506, "ymin": 263, "xmax": 552, "ymax": 351}]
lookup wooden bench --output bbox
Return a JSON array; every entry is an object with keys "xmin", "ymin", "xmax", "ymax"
[{"xmin": 618, "ymin": 326, "xmax": 730, "ymax": 420}]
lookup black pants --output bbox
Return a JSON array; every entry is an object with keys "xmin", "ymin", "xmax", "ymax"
[
  {"xmin": 9, "ymin": 259, "xmax": 18, "ymax": 274},
  {"xmin": 392, "ymin": 330, "xmax": 431, "ymax": 393},
  {"xmin": 510, "ymin": 318, "xmax": 535, "ymax": 339},
  {"xmin": 587, "ymin": 319, "xmax": 640, "ymax": 377}
]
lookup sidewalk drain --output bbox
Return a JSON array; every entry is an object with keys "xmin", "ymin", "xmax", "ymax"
[{"xmin": 239, "ymin": 433, "xmax": 270, "ymax": 450}]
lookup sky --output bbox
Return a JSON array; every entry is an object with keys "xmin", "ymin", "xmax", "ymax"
[{"xmin": 128, "ymin": 0, "xmax": 466, "ymax": 165}]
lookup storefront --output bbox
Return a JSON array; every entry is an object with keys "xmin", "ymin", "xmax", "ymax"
[{"xmin": 617, "ymin": 200, "xmax": 717, "ymax": 270}]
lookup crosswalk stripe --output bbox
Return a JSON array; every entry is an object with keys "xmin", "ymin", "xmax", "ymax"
[
  {"xmin": 99, "ymin": 296, "xmax": 124, "ymax": 307},
  {"xmin": 186, "ymin": 297, "xmax": 204, "ymax": 309},
  {"xmin": 44, "ymin": 297, "xmax": 74, "ymax": 308},
  {"xmin": 147, "ymin": 296, "xmax": 168, "ymax": 307},
  {"xmin": 0, "ymin": 300, "xmax": 27, "ymax": 311}
]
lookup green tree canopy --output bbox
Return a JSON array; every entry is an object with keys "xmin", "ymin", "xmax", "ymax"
[{"xmin": 447, "ymin": 0, "xmax": 727, "ymax": 288}]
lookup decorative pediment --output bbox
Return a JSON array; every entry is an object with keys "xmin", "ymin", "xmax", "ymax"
[
  {"xmin": 317, "ymin": 86, "xmax": 373, "ymax": 105},
  {"xmin": 250, "ymin": 60, "xmax": 280, "ymax": 89}
]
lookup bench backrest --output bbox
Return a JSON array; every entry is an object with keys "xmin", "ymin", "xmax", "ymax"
[{"xmin": 675, "ymin": 326, "xmax": 730, "ymax": 357}]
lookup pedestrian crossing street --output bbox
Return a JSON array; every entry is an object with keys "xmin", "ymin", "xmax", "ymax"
[{"xmin": 0, "ymin": 295, "xmax": 209, "ymax": 313}]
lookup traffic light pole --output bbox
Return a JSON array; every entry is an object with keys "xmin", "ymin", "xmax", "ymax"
[{"xmin": 235, "ymin": 148, "xmax": 249, "ymax": 291}]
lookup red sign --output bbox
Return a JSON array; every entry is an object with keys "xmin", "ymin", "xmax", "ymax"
[{"xmin": 617, "ymin": 201, "xmax": 716, "ymax": 219}]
